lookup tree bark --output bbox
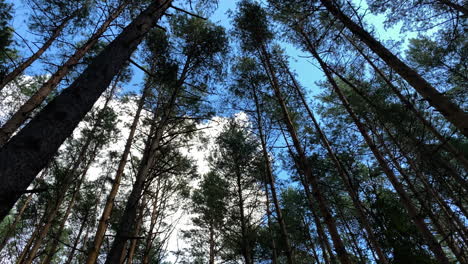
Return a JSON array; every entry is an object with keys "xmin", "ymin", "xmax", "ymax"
[
  {"xmin": 0, "ymin": 3, "xmax": 127, "ymax": 146},
  {"xmin": 319, "ymin": 0, "xmax": 468, "ymax": 136},
  {"xmin": 0, "ymin": 0, "xmax": 173, "ymax": 222},
  {"xmin": 0, "ymin": 13, "xmax": 75, "ymax": 91}
]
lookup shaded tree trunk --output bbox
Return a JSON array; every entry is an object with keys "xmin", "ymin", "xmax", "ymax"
[
  {"xmin": 251, "ymin": 84, "xmax": 294, "ymax": 264},
  {"xmin": 0, "ymin": 13, "xmax": 76, "ymax": 91},
  {"xmin": 343, "ymin": 35, "xmax": 468, "ymax": 171},
  {"xmin": 85, "ymin": 81, "xmax": 151, "ymax": 264},
  {"xmin": 258, "ymin": 43, "xmax": 351, "ymax": 264},
  {"xmin": 64, "ymin": 210, "xmax": 90, "ymax": 264},
  {"xmin": 235, "ymin": 166, "xmax": 253, "ymax": 264},
  {"xmin": 307, "ymin": 44, "xmax": 451, "ymax": 264},
  {"xmin": 104, "ymin": 67, "xmax": 186, "ymax": 263},
  {"xmin": 41, "ymin": 154, "xmax": 95, "ymax": 264},
  {"xmin": 0, "ymin": 0, "xmax": 173, "ymax": 221},
  {"xmin": 0, "ymin": 3, "xmax": 127, "ymax": 145},
  {"xmin": 281, "ymin": 53, "xmax": 389, "ymax": 264},
  {"xmin": 318, "ymin": 0, "xmax": 468, "ymax": 136}
]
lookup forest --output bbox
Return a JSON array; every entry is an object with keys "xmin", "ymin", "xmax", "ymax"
[{"xmin": 0, "ymin": 0, "xmax": 466, "ymax": 263}]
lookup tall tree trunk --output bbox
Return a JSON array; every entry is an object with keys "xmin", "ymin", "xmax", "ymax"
[
  {"xmin": 379, "ymin": 131, "xmax": 468, "ymax": 263},
  {"xmin": 0, "ymin": 3, "xmax": 128, "ymax": 146},
  {"xmin": 235, "ymin": 166, "xmax": 253, "ymax": 264},
  {"xmin": 302, "ymin": 216, "xmax": 322, "ymax": 264},
  {"xmin": 280, "ymin": 123, "xmax": 335, "ymax": 264},
  {"xmin": 125, "ymin": 198, "xmax": 145, "ymax": 264},
  {"xmin": 307, "ymin": 44, "xmax": 451, "ymax": 264},
  {"xmin": 251, "ymin": 84, "xmax": 294, "ymax": 264},
  {"xmin": 104, "ymin": 69, "xmax": 185, "ymax": 263},
  {"xmin": 64, "ymin": 210, "xmax": 90, "ymax": 264},
  {"xmin": 85, "ymin": 82, "xmax": 151, "ymax": 264},
  {"xmin": 258, "ymin": 43, "xmax": 351, "ymax": 264},
  {"xmin": 142, "ymin": 181, "xmax": 161, "ymax": 264},
  {"xmin": 324, "ymin": 57, "xmax": 468, "ymax": 194},
  {"xmin": 0, "ymin": 0, "xmax": 173, "ymax": 221},
  {"xmin": 318, "ymin": 0, "xmax": 468, "ymax": 136},
  {"xmin": 0, "ymin": 13, "xmax": 76, "ymax": 91},
  {"xmin": 41, "ymin": 155, "xmax": 95, "ymax": 264},
  {"xmin": 209, "ymin": 221, "xmax": 217, "ymax": 264},
  {"xmin": 342, "ymin": 34, "xmax": 468, "ymax": 171},
  {"xmin": 282, "ymin": 55, "xmax": 389, "ymax": 264}
]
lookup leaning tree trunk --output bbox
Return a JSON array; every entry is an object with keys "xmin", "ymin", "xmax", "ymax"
[
  {"xmin": 0, "ymin": 13, "xmax": 76, "ymax": 91},
  {"xmin": 342, "ymin": 34, "xmax": 468, "ymax": 171},
  {"xmin": 85, "ymin": 81, "xmax": 151, "ymax": 264},
  {"xmin": 40, "ymin": 154, "xmax": 95, "ymax": 264},
  {"xmin": 281, "ymin": 53, "xmax": 389, "ymax": 264},
  {"xmin": 64, "ymin": 209, "xmax": 90, "ymax": 264},
  {"xmin": 234, "ymin": 166, "xmax": 253, "ymax": 264},
  {"xmin": 251, "ymin": 85, "xmax": 294, "ymax": 264},
  {"xmin": 308, "ymin": 44, "xmax": 451, "ymax": 264},
  {"xmin": 104, "ymin": 74, "xmax": 184, "ymax": 264},
  {"xmin": 0, "ymin": 2, "xmax": 128, "ymax": 146},
  {"xmin": 258, "ymin": 43, "xmax": 352, "ymax": 264},
  {"xmin": 318, "ymin": 0, "xmax": 468, "ymax": 136},
  {"xmin": 0, "ymin": 0, "xmax": 173, "ymax": 221}
]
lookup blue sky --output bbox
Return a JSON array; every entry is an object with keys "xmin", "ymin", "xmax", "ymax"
[{"xmin": 6, "ymin": 0, "xmax": 411, "ymax": 100}]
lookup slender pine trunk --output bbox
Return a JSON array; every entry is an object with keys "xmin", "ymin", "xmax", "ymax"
[
  {"xmin": 251, "ymin": 84, "xmax": 294, "ymax": 264},
  {"xmin": 258, "ymin": 43, "xmax": 351, "ymax": 264},
  {"xmin": 308, "ymin": 44, "xmax": 451, "ymax": 264},
  {"xmin": 85, "ymin": 82, "xmax": 151, "ymax": 264},
  {"xmin": 0, "ymin": 13, "xmax": 75, "ymax": 91},
  {"xmin": 318, "ymin": 0, "xmax": 468, "ymax": 136}
]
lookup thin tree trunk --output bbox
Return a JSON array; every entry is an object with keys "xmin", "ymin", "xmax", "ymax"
[
  {"xmin": 235, "ymin": 166, "xmax": 253, "ymax": 264},
  {"xmin": 0, "ymin": 3, "xmax": 127, "ymax": 145},
  {"xmin": 379, "ymin": 131, "xmax": 468, "ymax": 263},
  {"xmin": 142, "ymin": 181, "xmax": 161, "ymax": 264},
  {"xmin": 209, "ymin": 221, "xmax": 217, "ymax": 264},
  {"xmin": 0, "ymin": 0, "xmax": 173, "ymax": 221},
  {"xmin": 324, "ymin": 55, "xmax": 468, "ymax": 194},
  {"xmin": 64, "ymin": 210, "xmax": 90, "ymax": 264},
  {"xmin": 251, "ymin": 84, "xmax": 294, "ymax": 264},
  {"xmin": 343, "ymin": 34, "xmax": 468, "ymax": 171},
  {"xmin": 104, "ymin": 66, "xmax": 186, "ymax": 263},
  {"xmin": 307, "ymin": 44, "xmax": 451, "ymax": 264},
  {"xmin": 258, "ymin": 43, "xmax": 351, "ymax": 264},
  {"xmin": 280, "ymin": 124, "xmax": 335, "ymax": 264},
  {"xmin": 125, "ymin": 198, "xmax": 145, "ymax": 264},
  {"xmin": 85, "ymin": 82, "xmax": 151, "ymax": 264},
  {"xmin": 0, "ymin": 13, "xmax": 75, "ymax": 91},
  {"xmin": 282, "ymin": 54, "xmax": 389, "ymax": 264},
  {"xmin": 318, "ymin": 0, "xmax": 468, "ymax": 136},
  {"xmin": 302, "ymin": 216, "xmax": 321, "ymax": 264},
  {"xmin": 41, "ymin": 156, "xmax": 94, "ymax": 264}
]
